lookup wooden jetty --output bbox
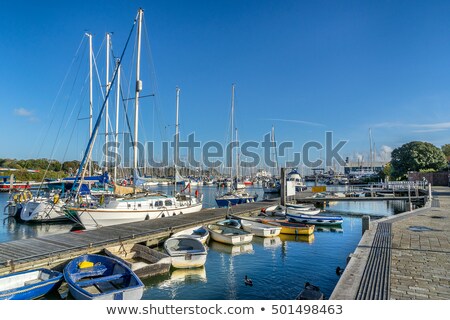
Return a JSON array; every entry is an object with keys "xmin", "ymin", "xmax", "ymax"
[{"xmin": 0, "ymin": 201, "xmax": 271, "ymax": 275}]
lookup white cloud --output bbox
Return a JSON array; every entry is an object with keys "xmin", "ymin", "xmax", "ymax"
[
  {"xmin": 14, "ymin": 107, "xmax": 32, "ymax": 117},
  {"xmin": 13, "ymin": 107, "xmax": 38, "ymax": 122},
  {"xmin": 379, "ymin": 145, "xmax": 393, "ymax": 161}
]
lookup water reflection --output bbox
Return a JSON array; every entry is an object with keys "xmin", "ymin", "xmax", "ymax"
[
  {"xmin": 208, "ymin": 241, "xmax": 254, "ymax": 256},
  {"xmin": 1, "ymin": 216, "xmax": 73, "ymax": 242},
  {"xmin": 252, "ymin": 236, "xmax": 282, "ymax": 248},
  {"xmin": 279, "ymin": 234, "xmax": 315, "ymax": 243}
]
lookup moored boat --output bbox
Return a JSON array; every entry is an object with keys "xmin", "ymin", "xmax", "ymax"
[
  {"xmin": 164, "ymin": 236, "xmax": 207, "ymax": 269},
  {"xmin": 240, "ymin": 219, "xmax": 281, "ymax": 238},
  {"xmin": 206, "ymin": 223, "xmax": 253, "ymax": 245},
  {"xmin": 171, "ymin": 225, "xmax": 210, "ymax": 244},
  {"xmin": 63, "ymin": 253, "xmax": 144, "ymax": 300},
  {"xmin": 215, "ymin": 190, "xmax": 258, "ymax": 207},
  {"xmin": 286, "ymin": 212, "xmax": 343, "ymax": 226},
  {"xmin": 260, "ymin": 219, "xmax": 315, "ymax": 235},
  {"xmin": 216, "ymin": 219, "xmax": 241, "ymax": 229},
  {"xmin": 0, "ymin": 268, "xmax": 63, "ymax": 300},
  {"xmin": 104, "ymin": 243, "xmax": 172, "ymax": 279}
]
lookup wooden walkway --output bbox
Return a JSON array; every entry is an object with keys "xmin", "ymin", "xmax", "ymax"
[
  {"xmin": 330, "ymin": 187, "xmax": 450, "ymax": 300},
  {"xmin": 0, "ymin": 201, "xmax": 271, "ymax": 275}
]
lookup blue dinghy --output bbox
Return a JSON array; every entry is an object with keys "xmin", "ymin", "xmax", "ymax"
[
  {"xmin": 0, "ymin": 268, "xmax": 63, "ymax": 300},
  {"xmin": 64, "ymin": 254, "xmax": 144, "ymax": 300}
]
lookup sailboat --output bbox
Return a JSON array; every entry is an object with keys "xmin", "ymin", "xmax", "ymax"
[
  {"xmin": 215, "ymin": 84, "xmax": 258, "ymax": 207},
  {"xmin": 262, "ymin": 125, "xmax": 281, "ymax": 194},
  {"xmin": 64, "ymin": 9, "xmax": 202, "ymax": 229}
]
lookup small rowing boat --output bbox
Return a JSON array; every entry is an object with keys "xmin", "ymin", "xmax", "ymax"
[{"xmin": 260, "ymin": 219, "xmax": 315, "ymax": 235}]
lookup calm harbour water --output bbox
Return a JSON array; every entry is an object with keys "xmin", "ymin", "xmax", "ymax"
[{"xmin": 0, "ymin": 184, "xmax": 406, "ymax": 300}]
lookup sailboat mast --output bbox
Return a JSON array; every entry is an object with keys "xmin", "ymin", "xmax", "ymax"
[
  {"xmin": 230, "ymin": 83, "xmax": 235, "ymax": 180},
  {"xmin": 369, "ymin": 128, "xmax": 373, "ymax": 172},
  {"xmin": 86, "ymin": 32, "xmax": 93, "ymax": 176},
  {"xmin": 235, "ymin": 128, "xmax": 239, "ymax": 182},
  {"xmin": 271, "ymin": 125, "xmax": 278, "ymax": 176},
  {"xmin": 174, "ymin": 87, "xmax": 180, "ymax": 194},
  {"xmin": 105, "ymin": 33, "xmax": 111, "ymax": 173},
  {"xmin": 114, "ymin": 59, "xmax": 121, "ymax": 183},
  {"xmin": 133, "ymin": 9, "xmax": 143, "ymax": 175}
]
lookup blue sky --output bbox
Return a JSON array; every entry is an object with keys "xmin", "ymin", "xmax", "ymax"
[{"xmin": 1, "ymin": 0, "xmax": 450, "ymax": 170}]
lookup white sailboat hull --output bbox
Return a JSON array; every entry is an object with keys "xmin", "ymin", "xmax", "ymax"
[
  {"xmin": 69, "ymin": 202, "xmax": 203, "ymax": 229},
  {"xmin": 20, "ymin": 199, "xmax": 68, "ymax": 222}
]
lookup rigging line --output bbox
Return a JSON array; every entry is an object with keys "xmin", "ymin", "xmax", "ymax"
[
  {"xmin": 72, "ymin": 10, "xmax": 139, "ymax": 193},
  {"xmin": 34, "ymin": 35, "xmax": 87, "ymax": 158},
  {"xmin": 59, "ymin": 95, "xmax": 86, "ymax": 171},
  {"xmin": 143, "ymin": 18, "xmax": 167, "ymax": 142},
  {"xmin": 35, "ymin": 39, "xmax": 92, "ymax": 194}
]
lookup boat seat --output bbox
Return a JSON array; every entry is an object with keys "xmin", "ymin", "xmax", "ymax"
[
  {"xmin": 23, "ymin": 279, "xmax": 42, "ymax": 286},
  {"xmin": 76, "ymin": 273, "xmax": 127, "ymax": 287}
]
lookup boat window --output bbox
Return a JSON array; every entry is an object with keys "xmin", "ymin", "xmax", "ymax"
[
  {"xmin": 138, "ymin": 203, "xmax": 141, "ymax": 208},
  {"xmin": 165, "ymin": 200, "xmax": 173, "ymax": 206},
  {"xmin": 155, "ymin": 201, "xmax": 163, "ymax": 207},
  {"xmin": 127, "ymin": 204, "xmax": 131, "ymax": 208}
]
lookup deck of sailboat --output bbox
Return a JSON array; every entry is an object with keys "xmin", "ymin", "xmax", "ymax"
[{"xmin": 0, "ymin": 200, "xmax": 274, "ymax": 275}]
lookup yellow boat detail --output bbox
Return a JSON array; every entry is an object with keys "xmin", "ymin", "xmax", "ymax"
[{"xmin": 261, "ymin": 219, "xmax": 315, "ymax": 235}]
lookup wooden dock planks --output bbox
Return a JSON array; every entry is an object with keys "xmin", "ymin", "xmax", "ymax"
[{"xmin": 0, "ymin": 201, "xmax": 269, "ymax": 274}]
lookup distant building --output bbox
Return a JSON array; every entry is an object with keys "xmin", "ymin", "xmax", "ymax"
[{"xmin": 344, "ymin": 161, "xmax": 387, "ymax": 176}]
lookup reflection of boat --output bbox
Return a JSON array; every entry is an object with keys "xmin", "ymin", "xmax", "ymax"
[
  {"xmin": 104, "ymin": 243, "xmax": 171, "ymax": 279},
  {"xmin": 278, "ymin": 233, "xmax": 315, "ymax": 243},
  {"xmin": 285, "ymin": 213, "xmax": 343, "ymax": 226},
  {"xmin": 63, "ymin": 253, "xmax": 144, "ymax": 300},
  {"xmin": 261, "ymin": 219, "xmax": 315, "ymax": 235},
  {"xmin": 171, "ymin": 225, "xmax": 209, "ymax": 244},
  {"xmin": 164, "ymin": 236, "xmax": 207, "ymax": 269},
  {"xmin": 252, "ymin": 236, "xmax": 282, "ymax": 248},
  {"xmin": 169, "ymin": 267, "xmax": 207, "ymax": 284},
  {"xmin": 315, "ymin": 225, "xmax": 344, "ymax": 233},
  {"xmin": 206, "ymin": 224, "xmax": 253, "ymax": 245},
  {"xmin": 0, "ymin": 268, "xmax": 63, "ymax": 300},
  {"xmin": 209, "ymin": 241, "xmax": 254, "ymax": 256},
  {"xmin": 240, "ymin": 219, "xmax": 281, "ymax": 237}
]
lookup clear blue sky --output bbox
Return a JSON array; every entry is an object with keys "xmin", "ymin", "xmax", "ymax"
[{"xmin": 1, "ymin": 0, "xmax": 450, "ymax": 169}]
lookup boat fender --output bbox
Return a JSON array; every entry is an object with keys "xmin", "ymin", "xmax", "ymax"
[
  {"xmin": 78, "ymin": 261, "xmax": 94, "ymax": 269},
  {"xmin": 53, "ymin": 194, "xmax": 60, "ymax": 204},
  {"xmin": 145, "ymin": 214, "xmax": 149, "ymax": 220}
]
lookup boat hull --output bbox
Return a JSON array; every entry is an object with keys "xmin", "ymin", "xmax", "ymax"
[
  {"xmin": 286, "ymin": 213, "xmax": 343, "ymax": 226},
  {"xmin": 164, "ymin": 237, "xmax": 207, "ymax": 269},
  {"xmin": 63, "ymin": 254, "xmax": 144, "ymax": 300},
  {"xmin": 67, "ymin": 202, "xmax": 203, "ymax": 229},
  {"xmin": 207, "ymin": 224, "xmax": 254, "ymax": 245},
  {"xmin": 261, "ymin": 219, "xmax": 315, "ymax": 235},
  {"xmin": 215, "ymin": 195, "xmax": 257, "ymax": 207},
  {"xmin": 241, "ymin": 220, "xmax": 281, "ymax": 238},
  {"xmin": 0, "ymin": 269, "xmax": 63, "ymax": 300},
  {"xmin": 171, "ymin": 226, "xmax": 210, "ymax": 244}
]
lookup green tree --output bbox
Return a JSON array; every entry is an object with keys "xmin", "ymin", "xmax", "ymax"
[
  {"xmin": 442, "ymin": 144, "xmax": 450, "ymax": 161},
  {"xmin": 391, "ymin": 141, "xmax": 447, "ymax": 179}
]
